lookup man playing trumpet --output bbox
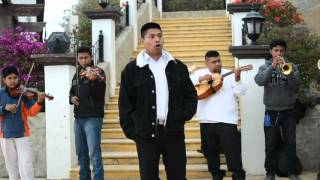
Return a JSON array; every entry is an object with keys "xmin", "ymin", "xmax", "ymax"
[{"xmin": 255, "ymin": 39, "xmax": 300, "ymax": 180}]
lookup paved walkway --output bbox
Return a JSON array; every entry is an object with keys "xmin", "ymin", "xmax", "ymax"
[{"xmin": 0, "ymin": 172, "xmax": 318, "ymax": 180}]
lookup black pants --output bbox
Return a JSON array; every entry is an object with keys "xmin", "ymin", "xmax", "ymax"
[
  {"xmin": 135, "ymin": 126, "xmax": 187, "ymax": 180},
  {"xmin": 264, "ymin": 108, "xmax": 297, "ymax": 175},
  {"xmin": 200, "ymin": 123, "xmax": 245, "ymax": 180}
]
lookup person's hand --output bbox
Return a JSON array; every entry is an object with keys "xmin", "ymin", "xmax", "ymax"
[
  {"xmin": 37, "ymin": 92, "xmax": 46, "ymax": 104},
  {"xmin": 272, "ymin": 56, "xmax": 283, "ymax": 69},
  {"xmin": 71, "ymin": 96, "xmax": 80, "ymax": 105},
  {"xmin": 235, "ymin": 69, "xmax": 241, "ymax": 82},
  {"xmin": 86, "ymin": 71, "xmax": 98, "ymax": 81},
  {"xmin": 5, "ymin": 104, "xmax": 17, "ymax": 113},
  {"xmin": 199, "ymin": 74, "xmax": 212, "ymax": 82}
]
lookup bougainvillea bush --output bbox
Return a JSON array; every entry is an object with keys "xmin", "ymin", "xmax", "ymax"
[
  {"xmin": 0, "ymin": 26, "xmax": 48, "ymax": 90},
  {"xmin": 232, "ymin": 0, "xmax": 303, "ymax": 27}
]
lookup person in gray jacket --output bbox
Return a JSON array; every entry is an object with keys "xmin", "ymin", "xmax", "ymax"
[{"xmin": 255, "ymin": 39, "xmax": 300, "ymax": 180}]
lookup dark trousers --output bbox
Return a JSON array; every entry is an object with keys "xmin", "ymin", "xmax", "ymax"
[
  {"xmin": 135, "ymin": 126, "xmax": 187, "ymax": 180},
  {"xmin": 264, "ymin": 108, "xmax": 297, "ymax": 175},
  {"xmin": 200, "ymin": 123, "xmax": 245, "ymax": 180}
]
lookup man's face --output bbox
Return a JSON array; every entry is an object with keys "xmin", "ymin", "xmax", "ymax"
[
  {"xmin": 270, "ymin": 45, "xmax": 286, "ymax": 59},
  {"xmin": 77, "ymin": 52, "xmax": 92, "ymax": 67},
  {"xmin": 141, "ymin": 28, "xmax": 163, "ymax": 55},
  {"xmin": 206, "ymin": 56, "xmax": 222, "ymax": 73},
  {"xmin": 3, "ymin": 73, "xmax": 19, "ymax": 89}
]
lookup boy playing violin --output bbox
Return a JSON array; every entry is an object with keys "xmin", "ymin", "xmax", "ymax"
[{"xmin": 0, "ymin": 65, "xmax": 46, "ymax": 180}]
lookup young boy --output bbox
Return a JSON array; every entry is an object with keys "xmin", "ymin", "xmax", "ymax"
[{"xmin": 0, "ymin": 66, "xmax": 46, "ymax": 180}]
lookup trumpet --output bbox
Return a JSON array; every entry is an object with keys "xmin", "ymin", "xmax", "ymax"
[{"xmin": 278, "ymin": 56, "xmax": 292, "ymax": 76}]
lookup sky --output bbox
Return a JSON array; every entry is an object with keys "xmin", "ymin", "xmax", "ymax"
[{"xmin": 44, "ymin": 0, "xmax": 79, "ymax": 39}]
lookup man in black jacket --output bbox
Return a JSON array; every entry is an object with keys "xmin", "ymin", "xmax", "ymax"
[
  {"xmin": 119, "ymin": 22, "xmax": 197, "ymax": 180},
  {"xmin": 69, "ymin": 46, "xmax": 106, "ymax": 180}
]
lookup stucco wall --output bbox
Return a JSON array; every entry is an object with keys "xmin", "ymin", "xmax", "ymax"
[
  {"xmin": 115, "ymin": 2, "xmax": 159, "ymax": 82},
  {"xmin": 137, "ymin": 3, "xmax": 151, "ymax": 40},
  {"xmin": 116, "ymin": 27, "xmax": 134, "ymax": 82},
  {"xmin": 0, "ymin": 113, "xmax": 46, "ymax": 178},
  {"xmin": 296, "ymin": 107, "xmax": 320, "ymax": 171}
]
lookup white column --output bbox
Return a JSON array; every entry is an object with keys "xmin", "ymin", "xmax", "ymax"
[
  {"xmin": 238, "ymin": 59, "xmax": 266, "ymax": 175},
  {"xmin": 127, "ymin": 0, "xmax": 138, "ymax": 50},
  {"xmin": 45, "ymin": 65, "xmax": 77, "ymax": 179},
  {"xmin": 225, "ymin": 0, "xmax": 231, "ymax": 16},
  {"xmin": 157, "ymin": 0, "xmax": 163, "ymax": 17},
  {"xmin": 92, "ymin": 19, "xmax": 116, "ymax": 96},
  {"xmin": 231, "ymin": 12, "xmax": 247, "ymax": 46},
  {"xmin": 146, "ymin": 0, "xmax": 154, "ymax": 21}
]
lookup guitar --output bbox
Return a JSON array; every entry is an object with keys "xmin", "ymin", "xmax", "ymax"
[{"xmin": 195, "ymin": 64, "xmax": 253, "ymax": 100}]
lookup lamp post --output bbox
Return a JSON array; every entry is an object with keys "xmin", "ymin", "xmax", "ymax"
[
  {"xmin": 98, "ymin": 0, "xmax": 109, "ymax": 8},
  {"xmin": 242, "ymin": 5, "xmax": 265, "ymax": 45}
]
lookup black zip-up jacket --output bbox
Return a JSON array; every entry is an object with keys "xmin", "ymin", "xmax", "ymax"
[
  {"xmin": 119, "ymin": 59, "xmax": 197, "ymax": 139},
  {"xmin": 69, "ymin": 66, "xmax": 106, "ymax": 118}
]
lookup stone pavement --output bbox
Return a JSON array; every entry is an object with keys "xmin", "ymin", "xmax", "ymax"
[{"xmin": 0, "ymin": 172, "xmax": 318, "ymax": 180}]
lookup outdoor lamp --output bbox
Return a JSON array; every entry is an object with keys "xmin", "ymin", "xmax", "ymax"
[
  {"xmin": 242, "ymin": 6, "xmax": 265, "ymax": 45},
  {"xmin": 98, "ymin": 0, "xmax": 109, "ymax": 8},
  {"xmin": 47, "ymin": 32, "xmax": 70, "ymax": 54}
]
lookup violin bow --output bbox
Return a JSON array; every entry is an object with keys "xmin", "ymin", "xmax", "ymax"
[
  {"xmin": 74, "ymin": 44, "xmax": 80, "ymax": 103},
  {"xmin": 16, "ymin": 62, "xmax": 35, "ymax": 107}
]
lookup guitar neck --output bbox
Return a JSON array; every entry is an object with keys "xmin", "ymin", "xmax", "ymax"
[
  {"xmin": 221, "ymin": 65, "xmax": 252, "ymax": 78},
  {"xmin": 221, "ymin": 70, "xmax": 235, "ymax": 78}
]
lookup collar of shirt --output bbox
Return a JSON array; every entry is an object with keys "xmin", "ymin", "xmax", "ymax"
[{"xmin": 136, "ymin": 49, "xmax": 176, "ymax": 68}]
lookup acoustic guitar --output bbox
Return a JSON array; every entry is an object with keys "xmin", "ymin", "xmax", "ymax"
[{"xmin": 195, "ymin": 64, "xmax": 253, "ymax": 100}]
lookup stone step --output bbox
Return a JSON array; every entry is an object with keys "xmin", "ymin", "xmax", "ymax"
[
  {"xmin": 163, "ymin": 33, "xmax": 231, "ymax": 39},
  {"xmin": 155, "ymin": 17, "xmax": 229, "ymax": 24},
  {"xmin": 152, "ymin": 41, "xmax": 231, "ymax": 47},
  {"xmin": 161, "ymin": 36, "xmax": 231, "ymax": 43},
  {"xmin": 102, "ymin": 118, "xmax": 200, "ymax": 129},
  {"xmin": 160, "ymin": 25, "xmax": 230, "ymax": 31},
  {"xmin": 106, "ymin": 102, "xmax": 119, "ymax": 110},
  {"xmin": 70, "ymin": 164, "xmax": 230, "ymax": 180},
  {"xmin": 102, "ymin": 151, "xmax": 226, "ymax": 165},
  {"xmin": 132, "ymin": 52, "xmax": 233, "ymax": 59},
  {"xmin": 138, "ymin": 43, "xmax": 231, "ymax": 50},
  {"xmin": 102, "ymin": 127, "xmax": 201, "ymax": 139},
  {"xmin": 162, "ymin": 29, "xmax": 231, "ymax": 35},
  {"xmin": 139, "ymin": 45, "xmax": 231, "ymax": 52},
  {"xmin": 101, "ymin": 138, "xmax": 201, "ymax": 152}
]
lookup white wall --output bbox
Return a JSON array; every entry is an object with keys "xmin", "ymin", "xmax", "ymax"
[{"xmin": 238, "ymin": 58, "xmax": 266, "ymax": 175}]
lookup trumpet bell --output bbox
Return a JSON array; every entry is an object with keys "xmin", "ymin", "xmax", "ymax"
[{"xmin": 280, "ymin": 63, "xmax": 292, "ymax": 75}]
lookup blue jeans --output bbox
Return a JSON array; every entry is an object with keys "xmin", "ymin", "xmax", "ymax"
[{"xmin": 74, "ymin": 117, "xmax": 104, "ymax": 180}]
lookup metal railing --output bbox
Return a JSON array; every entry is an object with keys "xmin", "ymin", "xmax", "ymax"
[
  {"xmin": 92, "ymin": 30, "xmax": 104, "ymax": 64},
  {"xmin": 162, "ymin": 0, "xmax": 225, "ymax": 12}
]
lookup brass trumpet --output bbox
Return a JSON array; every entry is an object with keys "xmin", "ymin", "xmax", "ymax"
[{"xmin": 278, "ymin": 56, "xmax": 292, "ymax": 76}]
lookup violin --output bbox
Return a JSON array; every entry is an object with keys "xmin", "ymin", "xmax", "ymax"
[
  {"xmin": 79, "ymin": 66, "xmax": 105, "ymax": 81},
  {"xmin": 9, "ymin": 86, "xmax": 54, "ymax": 101}
]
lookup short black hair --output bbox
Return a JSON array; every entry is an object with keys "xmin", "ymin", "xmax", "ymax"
[
  {"xmin": 269, "ymin": 39, "xmax": 287, "ymax": 50},
  {"xmin": 205, "ymin": 50, "xmax": 220, "ymax": 59},
  {"xmin": 77, "ymin": 46, "xmax": 92, "ymax": 56},
  {"xmin": 1, "ymin": 66, "xmax": 19, "ymax": 78},
  {"xmin": 141, "ymin": 22, "xmax": 162, "ymax": 38}
]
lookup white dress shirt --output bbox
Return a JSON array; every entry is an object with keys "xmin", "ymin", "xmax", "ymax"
[
  {"xmin": 190, "ymin": 68, "xmax": 246, "ymax": 124},
  {"xmin": 136, "ymin": 50, "xmax": 175, "ymax": 125}
]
